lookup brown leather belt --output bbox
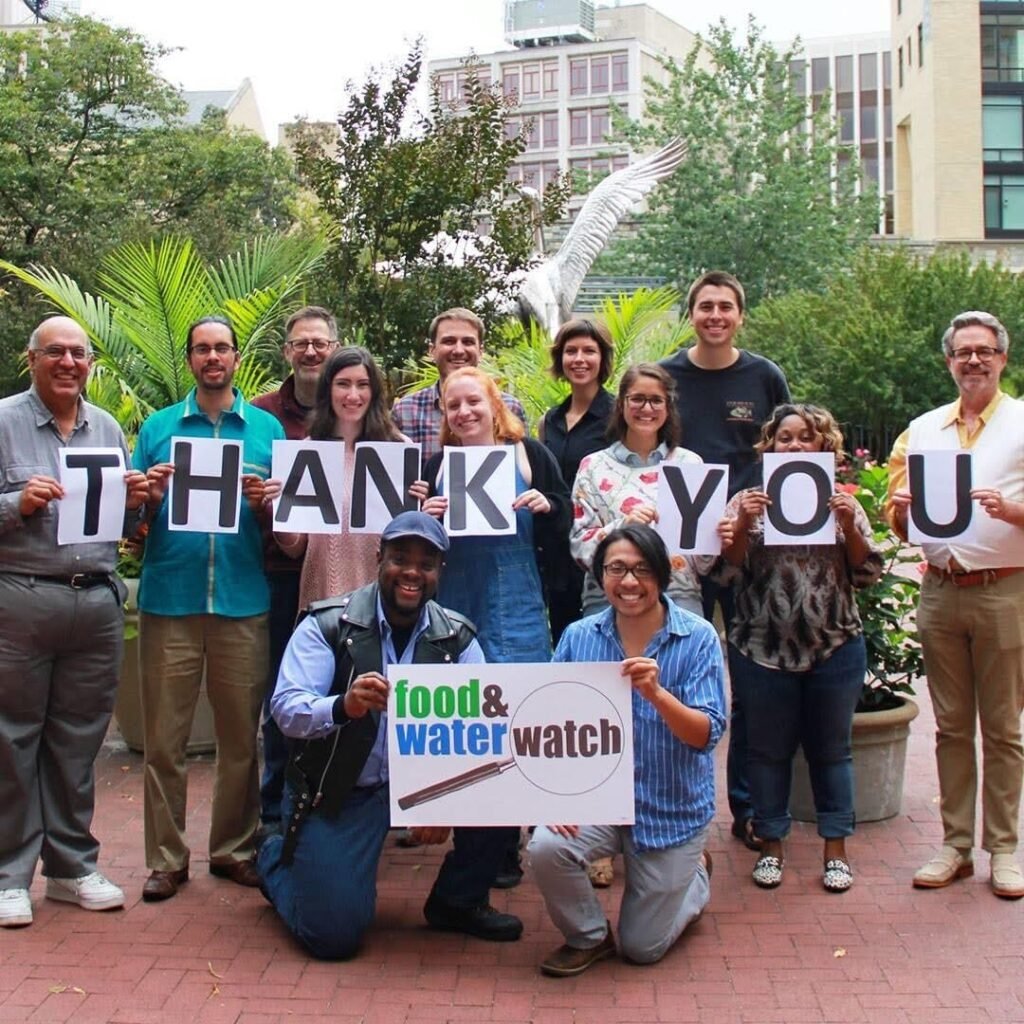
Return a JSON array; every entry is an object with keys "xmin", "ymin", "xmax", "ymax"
[{"xmin": 927, "ymin": 565, "xmax": 1024, "ymax": 588}]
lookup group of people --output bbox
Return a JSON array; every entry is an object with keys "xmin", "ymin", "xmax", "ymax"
[{"xmin": 1, "ymin": 271, "xmax": 1021, "ymax": 979}]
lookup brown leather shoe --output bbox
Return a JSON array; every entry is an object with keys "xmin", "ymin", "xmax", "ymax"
[
  {"xmin": 540, "ymin": 925, "xmax": 616, "ymax": 977},
  {"xmin": 209, "ymin": 859, "xmax": 261, "ymax": 888},
  {"xmin": 142, "ymin": 867, "xmax": 189, "ymax": 902}
]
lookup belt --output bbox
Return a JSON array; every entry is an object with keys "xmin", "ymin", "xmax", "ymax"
[
  {"xmin": 22, "ymin": 572, "xmax": 114, "ymax": 589},
  {"xmin": 927, "ymin": 565, "xmax": 1024, "ymax": 588}
]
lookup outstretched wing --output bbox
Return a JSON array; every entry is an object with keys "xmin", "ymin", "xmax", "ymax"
[{"xmin": 550, "ymin": 137, "xmax": 687, "ymax": 317}]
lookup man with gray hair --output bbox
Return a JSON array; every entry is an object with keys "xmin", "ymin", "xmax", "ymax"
[
  {"xmin": 886, "ymin": 310, "xmax": 1024, "ymax": 898},
  {"xmin": 0, "ymin": 316, "xmax": 149, "ymax": 927}
]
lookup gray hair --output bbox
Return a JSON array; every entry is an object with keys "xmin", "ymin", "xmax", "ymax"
[{"xmin": 941, "ymin": 311, "xmax": 1010, "ymax": 355}]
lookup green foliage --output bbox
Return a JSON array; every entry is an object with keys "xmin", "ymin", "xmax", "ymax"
[
  {"xmin": 397, "ymin": 287, "xmax": 693, "ymax": 427},
  {"xmin": 0, "ymin": 230, "xmax": 332, "ymax": 436},
  {"xmin": 0, "ymin": 15, "xmax": 299, "ymax": 396},
  {"xmin": 743, "ymin": 247, "xmax": 1024, "ymax": 453},
  {"xmin": 290, "ymin": 47, "xmax": 569, "ymax": 371},
  {"xmin": 608, "ymin": 18, "xmax": 878, "ymax": 307},
  {"xmin": 846, "ymin": 462, "xmax": 924, "ymax": 709}
]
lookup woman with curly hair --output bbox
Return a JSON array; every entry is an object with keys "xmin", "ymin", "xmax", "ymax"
[{"xmin": 717, "ymin": 403, "xmax": 883, "ymax": 893}]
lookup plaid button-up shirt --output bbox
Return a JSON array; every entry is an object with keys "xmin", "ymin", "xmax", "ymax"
[{"xmin": 392, "ymin": 382, "xmax": 527, "ymax": 461}]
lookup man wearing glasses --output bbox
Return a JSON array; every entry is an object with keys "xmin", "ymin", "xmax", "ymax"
[
  {"xmin": 0, "ymin": 317, "xmax": 149, "ymax": 927},
  {"xmin": 252, "ymin": 307, "xmax": 339, "ymax": 836},
  {"xmin": 886, "ymin": 311, "xmax": 1024, "ymax": 898},
  {"xmin": 133, "ymin": 316, "xmax": 285, "ymax": 901}
]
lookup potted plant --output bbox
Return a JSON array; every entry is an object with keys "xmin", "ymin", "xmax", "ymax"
[{"xmin": 790, "ymin": 457, "xmax": 923, "ymax": 822}]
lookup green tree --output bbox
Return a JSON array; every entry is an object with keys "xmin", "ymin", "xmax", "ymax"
[
  {"xmin": 1, "ymin": 230, "xmax": 332, "ymax": 436},
  {"xmin": 607, "ymin": 18, "xmax": 878, "ymax": 306},
  {"xmin": 290, "ymin": 46, "xmax": 568, "ymax": 370},
  {"xmin": 742, "ymin": 247, "xmax": 1024, "ymax": 455},
  {"xmin": 0, "ymin": 15, "xmax": 298, "ymax": 395}
]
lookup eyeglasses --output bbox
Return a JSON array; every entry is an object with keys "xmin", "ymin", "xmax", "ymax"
[
  {"xmin": 603, "ymin": 561, "xmax": 655, "ymax": 581},
  {"xmin": 190, "ymin": 343, "xmax": 236, "ymax": 357},
  {"xmin": 286, "ymin": 338, "xmax": 335, "ymax": 353},
  {"xmin": 37, "ymin": 345, "xmax": 92, "ymax": 362},
  {"xmin": 950, "ymin": 346, "xmax": 1001, "ymax": 363},
  {"xmin": 625, "ymin": 394, "xmax": 666, "ymax": 410}
]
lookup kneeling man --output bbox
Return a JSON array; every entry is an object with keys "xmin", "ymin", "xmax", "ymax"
[{"xmin": 258, "ymin": 511, "xmax": 522, "ymax": 958}]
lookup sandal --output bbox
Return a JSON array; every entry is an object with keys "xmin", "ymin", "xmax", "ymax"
[
  {"xmin": 587, "ymin": 856, "xmax": 614, "ymax": 888},
  {"xmin": 823, "ymin": 858, "xmax": 853, "ymax": 893},
  {"xmin": 752, "ymin": 854, "xmax": 784, "ymax": 889},
  {"xmin": 730, "ymin": 818, "xmax": 763, "ymax": 852}
]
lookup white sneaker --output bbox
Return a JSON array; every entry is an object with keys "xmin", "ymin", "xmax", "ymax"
[
  {"xmin": 45, "ymin": 872, "xmax": 124, "ymax": 911},
  {"xmin": 0, "ymin": 888, "xmax": 33, "ymax": 927}
]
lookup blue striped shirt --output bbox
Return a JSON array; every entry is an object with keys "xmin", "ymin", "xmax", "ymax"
[{"xmin": 553, "ymin": 600, "xmax": 726, "ymax": 851}]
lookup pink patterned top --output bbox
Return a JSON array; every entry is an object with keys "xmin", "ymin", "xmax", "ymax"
[{"xmin": 275, "ymin": 443, "xmax": 382, "ymax": 614}]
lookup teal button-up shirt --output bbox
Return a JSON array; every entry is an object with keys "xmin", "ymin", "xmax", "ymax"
[{"xmin": 134, "ymin": 388, "xmax": 285, "ymax": 617}]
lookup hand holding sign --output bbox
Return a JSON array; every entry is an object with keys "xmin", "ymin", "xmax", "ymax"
[
  {"xmin": 125, "ymin": 470, "xmax": 149, "ymax": 510},
  {"xmin": 19, "ymin": 475, "xmax": 63, "ymax": 517}
]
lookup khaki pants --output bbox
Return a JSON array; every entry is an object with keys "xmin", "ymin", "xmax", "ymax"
[
  {"xmin": 918, "ymin": 570, "xmax": 1024, "ymax": 854},
  {"xmin": 140, "ymin": 612, "xmax": 268, "ymax": 872}
]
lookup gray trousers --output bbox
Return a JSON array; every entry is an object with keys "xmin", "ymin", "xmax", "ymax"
[
  {"xmin": 0, "ymin": 574, "xmax": 124, "ymax": 888},
  {"xmin": 528, "ymin": 824, "xmax": 709, "ymax": 965}
]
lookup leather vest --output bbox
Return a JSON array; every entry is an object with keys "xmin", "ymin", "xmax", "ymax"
[{"xmin": 287, "ymin": 582, "xmax": 477, "ymax": 816}]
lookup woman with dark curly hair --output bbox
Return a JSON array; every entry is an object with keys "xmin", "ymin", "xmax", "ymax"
[{"xmin": 717, "ymin": 403, "xmax": 883, "ymax": 893}]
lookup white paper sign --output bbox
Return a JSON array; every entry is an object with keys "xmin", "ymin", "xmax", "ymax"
[
  {"xmin": 271, "ymin": 440, "xmax": 345, "ymax": 534},
  {"xmin": 762, "ymin": 452, "xmax": 836, "ymax": 546},
  {"xmin": 907, "ymin": 449, "xmax": 975, "ymax": 545},
  {"xmin": 441, "ymin": 445, "xmax": 516, "ymax": 536},
  {"xmin": 349, "ymin": 442, "xmax": 421, "ymax": 534},
  {"xmin": 57, "ymin": 447, "xmax": 126, "ymax": 545},
  {"xmin": 167, "ymin": 437, "xmax": 242, "ymax": 534},
  {"xmin": 388, "ymin": 662, "xmax": 634, "ymax": 827},
  {"xmin": 657, "ymin": 463, "xmax": 729, "ymax": 555}
]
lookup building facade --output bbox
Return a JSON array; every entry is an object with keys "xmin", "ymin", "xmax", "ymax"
[{"xmin": 428, "ymin": 3, "xmax": 698, "ymax": 200}]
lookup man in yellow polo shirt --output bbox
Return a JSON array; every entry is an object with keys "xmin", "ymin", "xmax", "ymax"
[{"xmin": 886, "ymin": 311, "xmax": 1024, "ymax": 899}]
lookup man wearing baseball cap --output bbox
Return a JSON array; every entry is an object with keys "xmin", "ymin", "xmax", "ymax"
[{"xmin": 257, "ymin": 511, "xmax": 523, "ymax": 958}]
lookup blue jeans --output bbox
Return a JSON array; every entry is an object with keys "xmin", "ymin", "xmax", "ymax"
[
  {"xmin": 701, "ymin": 577, "xmax": 750, "ymax": 826},
  {"xmin": 260, "ymin": 570, "xmax": 300, "ymax": 827},
  {"xmin": 258, "ymin": 782, "xmax": 518, "ymax": 959},
  {"xmin": 728, "ymin": 635, "xmax": 866, "ymax": 841}
]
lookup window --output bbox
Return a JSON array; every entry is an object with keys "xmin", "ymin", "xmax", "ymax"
[
  {"xmin": 542, "ymin": 112, "xmax": 559, "ymax": 148},
  {"xmin": 522, "ymin": 64, "xmax": 540, "ymax": 100},
  {"xmin": 790, "ymin": 59, "xmax": 806, "ymax": 96},
  {"xmin": 523, "ymin": 118, "xmax": 540, "ymax": 150},
  {"xmin": 570, "ymin": 109, "xmax": 588, "ymax": 146},
  {"xmin": 984, "ymin": 95, "xmax": 1024, "ymax": 161},
  {"xmin": 898, "ymin": 46, "xmax": 904, "ymax": 88},
  {"xmin": 985, "ymin": 174, "xmax": 1024, "ymax": 232},
  {"xmin": 543, "ymin": 61, "xmax": 559, "ymax": 97},
  {"xmin": 591, "ymin": 55, "xmax": 610, "ymax": 94},
  {"xmin": 591, "ymin": 108, "xmax": 610, "ymax": 144},
  {"xmin": 982, "ymin": 13, "xmax": 1024, "ymax": 83},
  {"xmin": 918, "ymin": 23, "xmax": 924, "ymax": 67},
  {"xmin": 503, "ymin": 67, "xmax": 520, "ymax": 99},
  {"xmin": 570, "ymin": 58, "xmax": 588, "ymax": 95},
  {"xmin": 436, "ymin": 73, "xmax": 456, "ymax": 105},
  {"xmin": 612, "ymin": 53, "xmax": 629, "ymax": 92},
  {"xmin": 504, "ymin": 117, "xmax": 520, "ymax": 143}
]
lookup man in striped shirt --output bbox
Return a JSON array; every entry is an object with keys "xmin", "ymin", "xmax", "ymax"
[{"xmin": 529, "ymin": 524, "xmax": 726, "ymax": 976}]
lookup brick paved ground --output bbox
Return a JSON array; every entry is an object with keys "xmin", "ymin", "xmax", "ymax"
[{"xmin": 2, "ymin": 693, "xmax": 1022, "ymax": 1024}]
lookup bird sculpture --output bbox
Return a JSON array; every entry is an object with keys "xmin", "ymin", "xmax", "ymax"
[{"xmin": 515, "ymin": 137, "xmax": 687, "ymax": 337}]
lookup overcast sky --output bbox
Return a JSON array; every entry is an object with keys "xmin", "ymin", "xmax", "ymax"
[{"xmin": 78, "ymin": 1, "xmax": 890, "ymax": 139}]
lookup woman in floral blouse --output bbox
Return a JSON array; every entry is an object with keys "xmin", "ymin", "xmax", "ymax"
[
  {"xmin": 717, "ymin": 403, "xmax": 883, "ymax": 894},
  {"xmin": 570, "ymin": 363, "xmax": 704, "ymax": 618}
]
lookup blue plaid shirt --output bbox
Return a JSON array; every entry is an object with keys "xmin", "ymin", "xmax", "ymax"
[
  {"xmin": 552, "ymin": 601, "xmax": 726, "ymax": 851},
  {"xmin": 392, "ymin": 382, "xmax": 527, "ymax": 460}
]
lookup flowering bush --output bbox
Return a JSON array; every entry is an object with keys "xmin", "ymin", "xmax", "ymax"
[{"xmin": 848, "ymin": 459, "xmax": 925, "ymax": 712}]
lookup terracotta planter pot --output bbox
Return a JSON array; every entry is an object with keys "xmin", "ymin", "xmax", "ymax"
[
  {"xmin": 114, "ymin": 578, "xmax": 217, "ymax": 756},
  {"xmin": 789, "ymin": 695, "xmax": 920, "ymax": 824}
]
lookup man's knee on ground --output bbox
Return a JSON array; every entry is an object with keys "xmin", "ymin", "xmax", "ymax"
[
  {"xmin": 297, "ymin": 922, "xmax": 366, "ymax": 961},
  {"xmin": 527, "ymin": 828, "xmax": 581, "ymax": 879},
  {"xmin": 617, "ymin": 925, "xmax": 673, "ymax": 965}
]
